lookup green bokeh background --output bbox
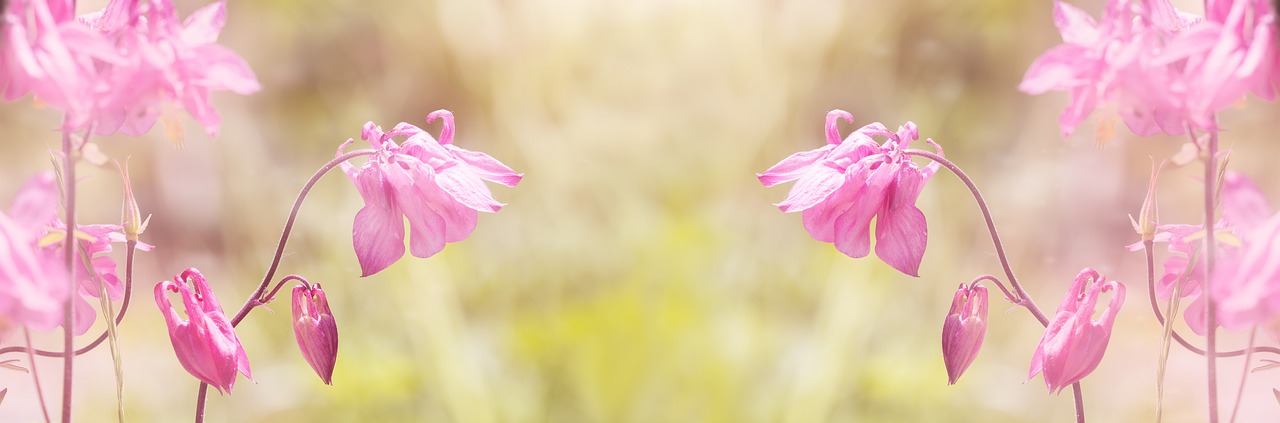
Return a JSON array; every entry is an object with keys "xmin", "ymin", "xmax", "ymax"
[{"xmin": 3, "ymin": 0, "xmax": 1280, "ymax": 421}]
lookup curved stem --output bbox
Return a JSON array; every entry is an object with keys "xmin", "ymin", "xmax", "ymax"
[
  {"xmin": 0, "ymin": 241, "xmax": 139, "ymax": 358},
  {"xmin": 227, "ymin": 149, "xmax": 374, "ymax": 327},
  {"xmin": 903, "ymin": 149, "xmax": 1049, "ymax": 326},
  {"xmin": 193, "ymin": 149, "xmax": 376, "ymax": 422},
  {"xmin": 1200, "ymin": 128, "xmax": 1220, "ymax": 423},
  {"xmin": 1143, "ymin": 242, "xmax": 1280, "ymax": 358},
  {"xmin": 262, "ymin": 274, "xmax": 311, "ymax": 305},
  {"xmin": 904, "ymin": 149, "xmax": 1082, "ymax": 422},
  {"xmin": 59, "ymin": 127, "xmax": 76, "ymax": 423},
  {"xmin": 971, "ymin": 274, "xmax": 1015, "ymax": 304},
  {"xmin": 24, "ymin": 328, "xmax": 52, "ymax": 423}
]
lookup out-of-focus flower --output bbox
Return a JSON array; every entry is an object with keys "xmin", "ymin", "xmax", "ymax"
[
  {"xmin": 338, "ymin": 110, "xmax": 523, "ymax": 277},
  {"xmin": 1029, "ymin": 268, "xmax": 1125, "ymax": 394},
  {"xmin": 51, "ymin": 222, "xmax": 153, "ymax": 335},
  {"xmin": 942, "ymin": 282, "xmax": 987, "ymax": 385},
  {"xmin": 1212, "ymin": 172, "xmax": 1280, "ymax": 339},
  {"xmin": 82, "ymin": 0, "xmax": 259, "ymax": 137},
  {"xmin": 1021, "ymin": 0, "xmax": 1278, "ymax": 138},
  {"xmin": 154, "ymin": 268, "xmax": 251, "ymax": 394},
  {"xmin": 292, "ymin": 282, "xmax": 337, "ymax": 385},
  {"xmin": 758, "ymin": 110, "xmax": 941, "ymax": 277},
  {"xmin": 0, "ymin": 172, "xmax": 68, "ymax": 338}
]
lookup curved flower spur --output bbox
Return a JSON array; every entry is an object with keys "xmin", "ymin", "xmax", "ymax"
[{"xmin": 758, "ymin": 110, "xmax": 944, "ymax": 277}]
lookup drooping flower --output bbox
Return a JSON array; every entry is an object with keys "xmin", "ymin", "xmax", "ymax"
[
  {"xmin": 292, "ymin": 281, "xmax": 337, "ymax": 385},
  {"xmin": 50, "ymin": 222, "xmax": 153, "ymax": 335},
  {"xmin": 154, "ymin": 268, "xmax": 251, "ymax": 394},
  {"xmin": 758, "ymin": 110, "xmax": 942, "ymax": 276},
  {"xmin": 1029, "ymin": 268, "xmax": 1125, "ymax": 394},
  {"xmin": 942, "ymin": 282, "xmax": 987, "ymax": 385},
  {"xmin": 338, "ymin": 109, "xmax": 522, "ymax": 277},
  {"xmin": 0, "ymin": 172, "xmax": 68, "ymax": 338},
  {"xmin": 1212, "ymin": 172, "xmax": 1280, "ymax": 338}
]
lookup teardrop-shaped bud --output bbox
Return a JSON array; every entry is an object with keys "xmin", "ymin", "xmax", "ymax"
[
  {"xmin": 942, "ymin": 282, "xmax": 987, "ymax": 385},
  {"xmin": 293, "ymin": 282, "xmax": 338, "ymax": 385}
]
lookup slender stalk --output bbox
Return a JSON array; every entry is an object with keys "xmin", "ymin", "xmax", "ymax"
[
  {"xmin": 24, "ymin": 328, "xmax": 52, "ymax": 423},
  {"xmin": 902, "ymin": 149, "xmax": 1082, "ymax": 423},
  {"xmin": 903, "ymin": 149, "xmax": 1048, "ymax": 325},
  {"xmin": 1141, "ymin": 244, "xmax": 1280, "ymax": 358},
  {"xmin": 59, "ymin": 128, "xmax": 76, "ymax": 423},
  {"xmin": 1228, "ymin": 328, "xmax": 1257, "ymax": 423},
  {"xmin": 1200, "ymin": 128, "xmax": 1220, "ymax": 423},
  {"xmin": 0, "ymin": 242, "xmax": 139, "ymax": 359},
  {"xmin": 193, "ymin": 149, "xmax": 375, "ymax": 422}
]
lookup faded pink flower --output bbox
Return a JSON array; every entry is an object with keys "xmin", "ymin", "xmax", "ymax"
[
  {"xmin": 293, "ymin": 282, "xmax": 337, "ymax": 385},
  {"xmin": 942, "ymin": 282, "xmax": 987, "ymax": 385},
  {"xmin": 1212, "ymin": 172, "xmax": 1280, "ymax": 338},
  {"xmin": 758, "ymin": 110, "xmax": 942, "ymax": 277},
  {"xmin": 81, "ymin": 0, "xmax": 259, "ymax": 137},
  {"xmin": 0, "ymin": 0, "xmax": 121, "ymax": 128},
  {"xmin": 154, "ymin": 268, "xmax": 251, "ymax": 394},
  {"xmin": 0, "ymin": 172, "xmax": 68, "ymax": 337},
  {"xmin": 1029, "ymin": 268, "xmax": 1125, "ymax": 394},
  {"xmin": 1022, "ymin": 0, "xmax": 1280, "ymax": 138},
  {"xmin": 50, "ymin": 222, "xmax": 154, "ymax": 335},
  {"xmin": 338, "ymin": 110, "xmax": 523, "ymax": 276}
]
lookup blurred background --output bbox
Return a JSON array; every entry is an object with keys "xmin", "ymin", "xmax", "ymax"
[{"xmin": 3, "ymin": 0, "xmax": 1280, "ymax": 421}]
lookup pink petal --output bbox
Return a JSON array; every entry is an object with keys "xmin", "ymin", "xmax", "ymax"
[
  {"xmin": 776, "ymin": 165, "xmax": 846, "ymax": 213},
  {"xmin": 1019, "ymin": 45, "xmax": 1090, "ymax": 95},
  {"xmin": 1053, "ymin": 0, "xmax": 1100, "ymax": 45},
  {"xmin": 351, "ymin": 166, "xmax": 406, "ymax": 277},
  {"xmin": 181, "ymin": 1, "xmax": 227, "ymax": 46},
  {"xmin": 757, "ymin": 146, "xmax": 833, "ymax": 187},
  {"xmin": 436, "ymin": 166, "xmax": 505, "ymax": 213},
  {"xmin": 874, "ymin": 169, "xmax": 928, "ymax": 277},
  {"xmin": 447, "ymin": 145, "xmax": 524, "ymax": 187},
  {"xmin": 1221, "ymin": 171, "xmax": 1272, "ymax": 229},
  {"xmin": 385, "ymin": 163, "xmax": 448, "ymax": 259}
]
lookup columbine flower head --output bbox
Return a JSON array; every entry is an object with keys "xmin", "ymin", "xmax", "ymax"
[
  {"xmin": 0, "ymin": 172, "xmax": 68, "ymax": 338},
  {"xmin": 292, "ymin": 281, "xmax": 337, "ymax": 385},
  {"xmin": 942, "ymin": 282, "xmax": 987, "ymax": 385},
  {"xmin": 338, "ymin": 109, "xmax": 522, "ymax": 276},
  {"xmin": 50, "ymin": 222, "xmax": 153, "ymax": 335},
  {"xmin": 1211, "ymin": 172, "xmax": 1280, "ymax": 338},
  {"xmin": 81, "ymin": 0, "xmax": 260, "ymax": 137},
  {"xmin": 1021, "ymin": 0, "xmax": 1278, "ymax": 138},
  {"xmin": 154, "ymin": 268, "xmax": 251, "ymax": 394},
  {"xmin": 1029, "ymin": 268, "xmax": 1125, "ymax": 394},
  {"xmin": 758, "ymin": 110, "xmax": 942, "ymax": 277}
]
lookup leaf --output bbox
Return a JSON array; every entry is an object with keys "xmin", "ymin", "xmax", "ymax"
[
  {"xmin": 1251, "ymin": 359, "xmax": 1280, "ymax": 373},
  {"xmin": 0, "ymin": 359, "xmax": 29, "ymax": 373}
]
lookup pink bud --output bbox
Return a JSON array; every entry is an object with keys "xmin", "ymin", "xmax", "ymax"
[
  {"xmin": 1028, "ymin": 268, "xmax": 1125, "ymax": 394},
  {"xmin": 942, "ymin": 283, "xmax": 987, "ymax": 385},
  {"xmin": 154, "ymin": 269, "xmax": 252, "ymax": 394},
  {"xmin": 293, "ymin": 282, "xmax": 338, "ymax": 385}
]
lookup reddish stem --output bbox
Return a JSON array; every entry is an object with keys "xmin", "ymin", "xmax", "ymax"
[{"xmin": 24, "ymin": 328, "xmax": 52, "ymax": 423}]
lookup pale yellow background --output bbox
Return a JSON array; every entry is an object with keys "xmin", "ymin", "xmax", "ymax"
[{"xmin": 2, "ymin": 0, "xmax": 1279, "ymax": 422}]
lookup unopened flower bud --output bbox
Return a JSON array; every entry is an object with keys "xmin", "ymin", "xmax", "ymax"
[
  {"xmin": 942, "ymin": 282, "xmax": 988, "ymax": 385},
  {"xmin": 1131, "ymin": 159, "xmax": 1163, "ymax": 242},
  {"xmin": 293, "ymin": 282, "xmax": 338, "ymax": 385}
]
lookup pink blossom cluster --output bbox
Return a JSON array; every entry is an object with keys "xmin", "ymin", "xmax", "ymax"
[
  {"xmin": 1021, "ymin": 0, "xmax": 1279, "ymax": 137},
  {"xmin": 1, "ymin": 0, "xmax": 258, "ymax": 137}
]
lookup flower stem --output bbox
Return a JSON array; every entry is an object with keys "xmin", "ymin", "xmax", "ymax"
[
  {"xmin": 903, "ymin": 149, "xmax": 1083, "ymax": 422},
  {"xmin": 1142, "ymin": 243, "xmax": 1279, "ymax": 358},
  {"xmin": 1228, "ymin": 328, "xmax": 1257, "ymax": 423},
  {"xmin": 903, "ymin": 149, "xmax": 1049, "ymax": 325},
  {"xmin": 24, "ymin": 328, "xmax": 52, "ymax": 423},
  {"xmin": 0, "ymin": 241, "xmax": 139, "ymax": 359},
  {"xmin": 1200, "ymin": 128, "xmax": 1220, "ymax": 423},
  {"xmin": 192, "ymin": 149, "xmax": 375, "ymax": 422},
  {"xmin": 59, "ymin": 127, "xmax": 76, "ymax": 423}
]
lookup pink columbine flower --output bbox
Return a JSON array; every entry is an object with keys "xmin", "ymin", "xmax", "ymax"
[
  {"xmin": 758, "ymin": 110, "xmax": 942, "ymax": 277},
  {"xmin": 292, "ymin": 282, "xmax": 337, "ymax": 385},
  {"xmin": 81, "ymin": 0, "xmax": 260, "ymax": 137},
  {"xmin": 338, "ymin": 110, "xmax": 523, "ymax": 277},
  {"xmin": 1212, "ymin": 172, "xmax": 1280, "ymax": 338},
  {"xmin": 154, "ymin": 268, "xmax": 251, "ymax": 394},
  {"xmin": 51, "ymin": 222, "xmax": 154, "ymax": 335},
  {"xmin": 1029, "ymin": 268, "xmax": 1125, "ymax": 394},
  {"xmin": 1022, "ymin": 0, "xmax": 1279, "ymax": 138},
  {"xmin": 0, "ymin": 172, "xmax": 68, "ymax": 338},
  {"xmin": 942, "ymin": 282, "xmax": 987, "ymax": 385}
]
